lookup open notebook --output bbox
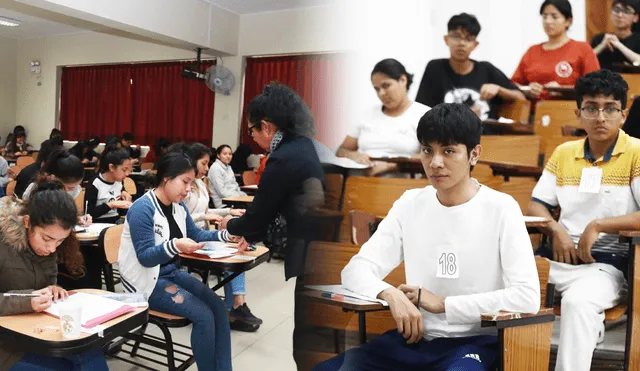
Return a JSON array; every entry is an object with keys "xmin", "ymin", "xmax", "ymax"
[
  {"xmin": 193, "ymin": 241, "xmax": 238, "ymax": 259},
  {"xmin": 73, "ymin": 223, "xmax": 116, "ymax": 235},
  {"xmin": 45, "ymin": 292, "xmax": 135, "ymax": 328}
]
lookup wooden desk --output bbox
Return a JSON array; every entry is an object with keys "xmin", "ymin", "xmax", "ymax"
[
  {"xmin": 179, "ymin": 245, "xmax": 270, "ymax": 291},
  {"xmin": 478, "ymin": 160, "xmax": 543, "ymax": 181},
  {"xmin": 301, "ymin": 290, "xmax": 386, "ymax": 345},
  {"xmin": 618, "ymin": 232, "xmax": 640, "ymax": 370},
  {"xmin": 543, "ymin": 86, "xmax": 576, "ymax": 100},
  {"xmin": 0, "ymin": 289, "xmax": 148, "ymax": 357},
  {"xmin": 525, "ymin": 219, "xmax": 550, "ymax": 235},
  {"xmin": 482, "ymin": 119, "xmax": 534, "ymax": 135},
  {"xmin": 240, "ymin": 185, "xmax": 258, "ymax": 195},
  {"xmin": 369, "ymin": 157, "xmax": 424, "ymax": 177},
  {"xmin": 222, "ymin": 195, "xmax": 254, "ymax": 208}
]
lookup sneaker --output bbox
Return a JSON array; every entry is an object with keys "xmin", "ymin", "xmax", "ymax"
[
  {"xmin": 230, "ymin": 320, "xmax": 260, "ymax": 332},
  {"xmin": 229, "ymin": 303, "xmax": 263, "ymax": 326}
]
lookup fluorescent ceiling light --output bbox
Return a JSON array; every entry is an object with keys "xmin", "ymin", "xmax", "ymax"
[{"xmin": 0, "ymin": 16, "xmax": 20, "ymax": 27}]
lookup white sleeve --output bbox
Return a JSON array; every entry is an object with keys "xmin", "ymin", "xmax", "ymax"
[
  {"xmin": 444, "ymin": 197, "xmax": 541, "ymax": 324},
  {"xmin": 630, "ymin": 150, "xmax": 640, "ymax": 207},
  {"xmin": 346, "ymin": 117, "xmax": 365, "ymax": 139},
  {"xmin": 531, "ymin": 147, "xmax": 561, "ymax": 208},
  {"xmin": 341, "ymin": 193, "xmax": 407, "ymax": 299}
]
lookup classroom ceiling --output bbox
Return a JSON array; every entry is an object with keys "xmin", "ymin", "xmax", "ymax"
[
  {"xmin": 204, "ymin": 0, "xmax": 334, "ymax": 14},
  {"xmin": 0, "ymin": 8, "xmax": 90, "ymax": 39}
]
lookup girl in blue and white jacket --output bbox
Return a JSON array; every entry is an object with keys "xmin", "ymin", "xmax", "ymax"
[{"xmin": 119, "ymin": 151, "xmax": 233, "ymax": 371}]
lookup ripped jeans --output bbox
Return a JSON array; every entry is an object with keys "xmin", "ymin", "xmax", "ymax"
[{"xmin": 149, "ymin": 266, "xmax": 231, "ymax": 371}]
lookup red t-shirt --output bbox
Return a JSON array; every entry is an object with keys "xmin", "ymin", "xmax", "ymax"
[{"xmin": 512, "ymin": 39, "xmax": 600, "ymax": 87}]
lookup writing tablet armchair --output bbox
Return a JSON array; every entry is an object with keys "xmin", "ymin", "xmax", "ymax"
[{"xmin": 303, "ymin": 241, "xmax": 556, "ymax": 371}]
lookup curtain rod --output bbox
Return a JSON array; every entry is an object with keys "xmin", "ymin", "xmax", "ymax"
[{"xmin": 64, "ymin": 58, "xmax": 217, "ymax": 68}]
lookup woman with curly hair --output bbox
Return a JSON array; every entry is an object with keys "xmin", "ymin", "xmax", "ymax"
[{"xmin": 0, "ymin": 181, "xmax": 109, "ymax": 370}]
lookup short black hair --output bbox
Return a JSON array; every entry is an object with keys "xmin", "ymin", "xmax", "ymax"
[
  {"xmin": 448, "ymin": 13, "xmax": 481, "ymax": 37},
  {"xmin": 28, "ymin": 180, "xmax": 77, "ymax": 230},
  {"xmin": 575, "ymin": 69, "xmax": 629, "ymax": 109},
  {"xmin": 36, "ymin": 139, "xmax": 57, "ymax": 164},
  {"xmin": 188, "ymin": 143, "xmax": 212, "ymax": 162},
  {"xmin": 416, "ymin": 103, "xmax": 482, "ymax": 156},
  {"xmin": 614, "ymin": 0, "xmax": 640, "ymax": 15},
  {"xmin": 155, "ymin": 151, "xmax": 195, "ymax": 187},
  {"xmin": 246, "ymin": 83, "xmax": 315, "ymax": 138},
  {"xmin": 43, "ymin": 148, "xmax": 84, "ymax": 183},
  {"xmin": 540, "ymin": 0, "xmax": 573, "ymax": 20},
  {"xmin": 122, "ymin": 132, "xmax": 134, "ymax": 141},
  {"xmin": 371, "ymin": 59, "xmax": 414, "ymax": 91}
]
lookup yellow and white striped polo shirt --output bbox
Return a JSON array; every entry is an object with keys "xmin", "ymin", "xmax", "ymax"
[{"xmin": 532, "ymin": 129, "xmax": 640, "ymax": 258}]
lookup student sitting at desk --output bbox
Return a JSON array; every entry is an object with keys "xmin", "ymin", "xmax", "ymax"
[
  {"xmin": 69, "ymin": 140, "xmax": 99, "ymax": 165},
  {"xmin": 3, "ymin": 128, "xmax": 32, "ymax": 158},
  {"xmin": 119, "ymin": 151, "xmax": 236, "ymax": 371},
  {"xmin": 527, "ymin": 69, "xmax": 639, "ymax": 371},
  {"xmin": 512, "ymin": 0, "xmax": 599, "ymax": 99},
  {"xmin": 336, "ymin": 58, "xmax": 430, "ymax": 176},
  {"xmin": 14, "ymin": 140, "xmax": 56, "ymax": 199},
  {"xmin": 22, "ymin": 148, "xmax": 85, "ymax": 207},
  {"xmin": 315, "ymin": 103, "xmax": 540, "ymax": 371},
  {"xmin": 592, "ymin": 0, "xmax": 640, "ymax": 71},
  {"xmin": 0, "ymin": 181, "xmax": 109, "ymax": 371},
  {"xmin": 415, "ymin": 13, "xmax": 525, "ymax": 121},
  {"xmin": 84, "ymin": 147, "xmax": 133, "ymax": 224},
  {"xmin": 208, "ymin": 144, "xmax": 247, "ymax": 208},
  {"xmin": 178, "ymin": 142, "xmax": 262, "ymax": 331}
]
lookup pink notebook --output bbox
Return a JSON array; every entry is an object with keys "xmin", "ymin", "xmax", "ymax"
[{"xmin": 44, "ymin": 292, "xmax": 136, "ymax": 328}]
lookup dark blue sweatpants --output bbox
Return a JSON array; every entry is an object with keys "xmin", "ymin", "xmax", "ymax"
[{"xmin": 313, "ymin": 330, "xmax": 497, "ymax": 371}]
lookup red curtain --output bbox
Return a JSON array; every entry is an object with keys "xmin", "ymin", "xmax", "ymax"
[
  {"xmin": 60, "ymin": 61, "xmax": 215, "ymax": 146},
  {"xmin": 241, "ymin": 54, "xmax": 347, "ymax": 153}
]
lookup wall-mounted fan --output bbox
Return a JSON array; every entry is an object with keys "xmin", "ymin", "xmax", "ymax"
[{"xmin": 181, "ymin": 48, "xmax": 236, "ymax": 96}]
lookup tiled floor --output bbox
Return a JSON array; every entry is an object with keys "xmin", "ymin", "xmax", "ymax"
[{"xmin": 107, "ymin": 259, "xmax": 297, "ymax": 371}]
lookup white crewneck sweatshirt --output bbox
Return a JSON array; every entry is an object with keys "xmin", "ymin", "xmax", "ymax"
[{"xmin": 342, "ymin": 185, "xmax": 540, "ymax": 339}]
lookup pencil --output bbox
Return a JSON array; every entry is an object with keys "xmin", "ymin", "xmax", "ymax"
[
  {"xmin": 416, "ymin": 287, "xmax": 422, "ymax": 309},
  {"xmin": 3, "ymin": 293, "xmax": 41, "ymax": 298}
]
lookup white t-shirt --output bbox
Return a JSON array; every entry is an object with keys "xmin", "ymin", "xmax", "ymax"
[
  {"xmin": 342, "ymin": 184, "xmax": 540, "ymax": 339},
  {"xmin": 347, "ymin": 101, "xmax": 430, "ymax": 157}
]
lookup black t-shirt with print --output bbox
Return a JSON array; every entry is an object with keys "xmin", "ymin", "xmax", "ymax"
[
  {"xmin": 158, "ymin": 201, "xmax": 183, "ymax": 267},
  {"xmin": 591, "ymin": 32, "xmax": 640, "ymax": 71},
  {"xmin": 415, "ymin": 59, "xmax": 518, "ymax": 120}
]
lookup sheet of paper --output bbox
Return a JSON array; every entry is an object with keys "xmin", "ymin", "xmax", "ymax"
[
  {"xmin": 305, "ymin": 284, "xmax": 388, "ymax": 306},
  {"xmin": 312, "ymin": 139, "xmax": 371, "ymax": 169},
  {"xmin": 194, "ymin": 241, "xmax": 239, "ymax": 259},
  {"xmin": 74, "ymin": 223, "xmax": 115, "ymax": 234},
  {"xmin": 497, "ymin": 117, "xmax": 515, "ymax": 124},
  {"xmin": 45, "ymin": 292, "xmax": 133, "ymax": 327}
]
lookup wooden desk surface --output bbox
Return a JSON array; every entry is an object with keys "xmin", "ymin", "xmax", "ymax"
[
  {"xmin": 179, "ymin": 245, "xmax": 270, "ymax": 274},
  {"xmin": 76, "ymin": 232, "xmax": 100, "ymax": 242},
  {"xmin": 222, "ymin": 196, "xmax": 255, "ymax": 203},
  {"xmin": 369, "ymin": 157, "xmax": 421, "ymax": 164},
  {"xmin": 0, "ymin": 289, "xmax": 148, "ymax": 356},
  {"xmin": 481, "ymin": 119, "xmax": 533, "ymax": 135},
  {"xmin": 301, "ymin": 290, "xmax": 387, "ymax": 312}
]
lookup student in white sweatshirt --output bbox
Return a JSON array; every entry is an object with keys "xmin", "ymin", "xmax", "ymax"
[
  {"xmin": 208, "ymin": 144, "xmax": 247, "ymax": 208},
  {"xmin": 314, "ymin": 103, "xmax": 540, "ymax": 371}
]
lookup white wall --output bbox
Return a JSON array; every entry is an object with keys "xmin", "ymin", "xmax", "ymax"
[
  {"xmin": 0, "ymin": 37, "xmax": 17, "ymax": 141},
  {"xmin": 15, "ymin": 32, "xmax": 198, "ymax": 147},
  {"xmin": 341, "ymin": 0, "xmax": 586, "ymax": 148}
]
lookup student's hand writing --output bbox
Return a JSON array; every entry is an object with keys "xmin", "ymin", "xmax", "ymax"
[
  {"xmin": 47, "ymin": 285, "xmax": 69, "ymax": 301},
  {"xmin": 175, "ymin": 238, "xmax": 205, "ymax": 254},
  {"xmin": 78, "ymin": 214, "xmax": 92, "ymax": 227},
  {"xmin": 552, "ymin": 226, "xmax": 578, "ymax": 265},
  {"xmin": 230, "ymin": 209, "xmax": 246, "ymax": 217},
  {"xmin": 236, "ymin": 237, "xmax": 249, "ymax": 252},
  {"xmin": 348, "ymin": 152, "xmax": 373, "ymax": 166},
  {"xmin": 379, "ymin": 287, "xmax": 424, "ymax": 344},
  {"xmin": 120, "ymin": 191, "xmax": 132, "ymax": 202},
  {"xmin": 398, "ymin": 285, "xmax": 445, "ymax": 314},
  {"xmin": 577, "ymin": 222, "xmax": 599, "ymax": 264},
  {"xmin": 479, "ymin": 83, "xmax": 500, "ymax": 101},
  {"xmin": 30, "ymin": 288, "xmax": 53, "ymax": 312},
  {"xmin": 108, "ymin": 200, "xmax": 132, "ymax": 209}
]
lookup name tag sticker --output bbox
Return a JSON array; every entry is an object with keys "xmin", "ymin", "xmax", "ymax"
[
  {"xmin": 436, "ymin": 251, "xmax": 459, "ymax": 279},
  {"xmin": 579, "ymin": 167, "xmax": 602, "ymax": 194}
]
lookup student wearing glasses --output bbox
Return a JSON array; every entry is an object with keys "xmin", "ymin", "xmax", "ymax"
[
  {"xmin": 592, "ymin": 0, "xmax": 640, "ymax": 71},
  {"xmin": 527, "ymin": 69, "xmax": 640, "ymax": 371},
  {"xmin": 512, "ymin": 0, "xmax": 599, "ymax": 100},
  {"xmin": 415, "ymin": 13, "xmax": 524, "ymax": 121}
]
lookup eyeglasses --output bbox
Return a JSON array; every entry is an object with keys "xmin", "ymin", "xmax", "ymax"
[
  {"xmin": 447, "ymin": 33, "xmax": 476, "ymax": 44},
  {"xmin": 247, "ymin": 122, "xmax": 260, "ymax": 138},
  {"xmin": 580, "ymin": 107, "xmax": 623, "ymax": 120},
  {"xmin": 612, "ymin": 6, "xmax": 635, "ymax": 15}
]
